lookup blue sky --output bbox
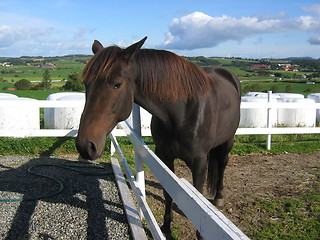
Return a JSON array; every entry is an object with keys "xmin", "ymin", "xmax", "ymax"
[{"xmin": 1, "ymin": 0, "xmax": 320, "ymax": 58}]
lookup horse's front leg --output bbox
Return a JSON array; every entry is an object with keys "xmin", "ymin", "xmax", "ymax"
[
  {"xmin": 191, "ymin": 156, "xmax": 207, "ymax": 240},
  {"xmin": 162, "ymin": 188, "xmax": 173, "ymax": 235},
  {"xmin": 154, "ymin": 147, "xmax": 175, "ymax": 236}
]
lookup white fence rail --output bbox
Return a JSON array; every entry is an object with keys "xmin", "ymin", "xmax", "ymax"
[
  {"xmin": 110, "ymin": 120, "xmax": 249, "ymax": 240},
  {"xmin": 0, "ymin": 100, "xmax": 319, "ymax": 150}
]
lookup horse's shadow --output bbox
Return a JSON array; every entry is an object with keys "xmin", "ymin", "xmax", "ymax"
[{"xmin": 0, "ymin": 156, "xmax": 128, "ymax": 240}]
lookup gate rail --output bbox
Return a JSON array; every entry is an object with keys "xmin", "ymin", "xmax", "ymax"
[{"xmin": 109, "ymin": 120, "xmax": 249, "ymax": 240}]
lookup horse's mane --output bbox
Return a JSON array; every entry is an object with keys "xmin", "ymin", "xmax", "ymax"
[
  {"xmin": 82, "ymin": 46, "xmax": 122, "ymax": 85},
  {"xmin": 136, "ymin": 49, "xmax": 214, "ymax": 101},
  {"xmin": 82, "ymin": 46, "xmax": 214, "ymax": 101}
]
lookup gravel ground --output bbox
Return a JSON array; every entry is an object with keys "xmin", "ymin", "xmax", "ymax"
[{"xmin": 0, "ymin": 156, "xmax": 132, "ymax": 240}]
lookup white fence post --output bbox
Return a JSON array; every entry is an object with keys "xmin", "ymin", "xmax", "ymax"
[
  {"xmin": 267, "ymin": 90, "xmax": 272, "ymax": 150},
  {"xmin": 132, "ymin": 104, "xmax": 145, "ymax": 218}
]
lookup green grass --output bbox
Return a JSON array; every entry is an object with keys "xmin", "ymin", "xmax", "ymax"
[
  {"xmin": 1, "ymin": 134, "xmax": 318, "ymax": 161},
  {"xmin": 1, "ymin": 81, "xmax": 318, "ymax": 101},
  {"xmin": 245, "ymin": 187, "xmax": 320, "ymax": 240},
  {"xmin": 0, "ymin": 137, "xmax": 111, "ymax": 158},
  {"xmin": 0, "ymin": 137, "xmax": 77, "ymax": 156},
  {"xmin": 232, "ymin": 134, "xmax": 320, "ymax": 155}
]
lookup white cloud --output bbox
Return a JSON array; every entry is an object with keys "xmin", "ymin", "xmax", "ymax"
[
  {"xmin": 0, "ymin": 23, "xmax": 94, "ymax": 56},
  {"xmin": 0, "ymin": 25, "xmax": 53, "ymax": 48},
  {"xmin": 160, "ymin": 11, "xmax": 320, "ymax": 50},
  {"xmin": 0, "ymin": 11, "xmax": 95, "ymax": 56}
]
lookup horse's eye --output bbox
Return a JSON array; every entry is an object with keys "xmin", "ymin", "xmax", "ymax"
[{"xmin": 113, "ymin": 83, "xmax": 122, "ymax": 89}]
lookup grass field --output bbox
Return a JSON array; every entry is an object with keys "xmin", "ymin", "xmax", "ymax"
[
  {"xmin": 2, "ymin": 81, "xmax": 318, "ymax": 99},
  {"xmin": 1, "ymin": 76, "xmax": 319, "ymax": 100},
  {"xmin": 1, "ymin": 56, "xmax": 319, "ymax": 98},
  {"xmin": 0, "ymin": 60, "xmax": 85, "ymax": 82},
  {"xmin": 241, "ymin": 81, "xmax": 320, "ymax": 96}
]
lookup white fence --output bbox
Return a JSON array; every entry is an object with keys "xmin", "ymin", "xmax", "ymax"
[
  {"xmin": 110, "ymin": 119, "xmax": 249, "ymax": 240},
  {"xmin": 0, "ymin": 99, "xmax": 320, "ymax": 150}
]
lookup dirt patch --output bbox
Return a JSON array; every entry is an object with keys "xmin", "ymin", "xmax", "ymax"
[{"xmin": 144, "ymin": 151, "xmax": 320, "ymax": 239}]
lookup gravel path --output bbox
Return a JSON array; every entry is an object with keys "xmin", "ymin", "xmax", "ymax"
[{"xmin": 0, "ymin": 156, "xmax": 132, "ymax": 240}]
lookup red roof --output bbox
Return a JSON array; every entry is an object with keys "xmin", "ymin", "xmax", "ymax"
[{"xmin": 251, "ymin": 64, "xmax": 270, "ymax": 69}]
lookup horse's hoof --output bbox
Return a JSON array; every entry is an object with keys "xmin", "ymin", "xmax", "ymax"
[
  {"xmin": 196, "ymin": 230, "xmax": 204, "ymax": 240},
  {"xmin": 160, "ymin": 224, "xmax": 172, "ymax": 235},
  {"xmin": 213, "ymin": 198, "xmax": 224, "ymax": 207}
]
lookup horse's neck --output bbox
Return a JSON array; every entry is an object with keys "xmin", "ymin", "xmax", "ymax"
[{"xmin": 134, "ymin": 94, "xmax": 173, "ymax": 130}]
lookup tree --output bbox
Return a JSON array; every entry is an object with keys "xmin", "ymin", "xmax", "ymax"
[
  {"xmin": 243, "ymin": 83, "xmax": 262, "ymax": 93},
  {"xmin": 271, "ymin": 85, "xmax": 279, "ymax": 93},
  {"xmin": 285, "ymin": 84, "xmax": 293, "ymax": 93},
  {"xmin": 274, "ymin": 72, "xmax": 282, "ymax": 78},
  {"xmin": 14, "ymin": 79, "xmax": 32, "ymax": 90},
  {"xmin": 62, "ymin": 73, "xmax": 84, "ymax": 91},
  {"xmin": 257, "ymin": 70, "xmax": 269, "ymax": 77},
  {"xmin": 42, "ymin": 69, "xmax": 51, "ymax": 90}
]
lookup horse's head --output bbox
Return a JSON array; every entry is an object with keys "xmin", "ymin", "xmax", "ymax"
[{"xmin": 76, "ymin": 37, "xmax": 147, "ymax": 160}]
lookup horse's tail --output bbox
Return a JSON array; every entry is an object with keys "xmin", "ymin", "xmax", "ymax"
[{"xmin": 207, "ymin": 140, "xmax": 233, "ymax": 198}]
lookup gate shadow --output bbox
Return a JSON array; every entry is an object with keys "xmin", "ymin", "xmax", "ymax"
[{"xmin": 0, "ymin": 157, "xmax": 128, "ymax": 239}]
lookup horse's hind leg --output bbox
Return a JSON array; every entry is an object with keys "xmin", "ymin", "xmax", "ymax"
[{"xmin": 208, "ymin": 138, "xmax": 234, "ymax": 207}]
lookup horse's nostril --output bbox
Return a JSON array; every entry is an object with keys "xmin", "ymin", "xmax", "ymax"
[
  {"xmin": 87, "ymin": 141, "xmax": 97, "ymax": 159},
  {"xmin": 76, "ymin": 139, "xmax": 98, "ymax": 160}
]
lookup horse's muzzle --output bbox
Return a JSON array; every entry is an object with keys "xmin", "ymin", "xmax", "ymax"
[{"xmin": 76, "ymin": 139, "xmax": 101, "ymax": 160}]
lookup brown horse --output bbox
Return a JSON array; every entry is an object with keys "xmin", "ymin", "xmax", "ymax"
[{"xmin": 76, "ymin": 37, "xmax": 241, "ymax": 238}]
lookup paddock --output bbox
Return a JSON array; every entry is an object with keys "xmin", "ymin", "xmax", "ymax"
[
  {"xmin": 142, "ymin": 151, "xmax": 319, "ymax": 239},
  {"xmin": 0, "ymin": 97, "xmax": 319, "ymax": 239}
]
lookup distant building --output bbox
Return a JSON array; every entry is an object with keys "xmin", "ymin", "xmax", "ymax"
[
  {"xmin": 0, "ymin": 62, "xmax": 13, "ymax": 67},
  {"xmin": 283, "ymin": 67, "xmax": 299, "ymax": 72},
  {"xmin": 37, "ymin": 63, "xmax": 55, "ymax": 68},
  {"xmin": 278, "ymin": 63, "xmax": 292, "ymax": 68}
]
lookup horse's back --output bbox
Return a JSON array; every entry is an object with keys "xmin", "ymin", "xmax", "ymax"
[
  {"xmin": 150, "ymin": 66, "xmax": 241, "ymax": 159},
  {"xmin": 204, "ymin": 67, "xmax": 241, "ymax": 96}
]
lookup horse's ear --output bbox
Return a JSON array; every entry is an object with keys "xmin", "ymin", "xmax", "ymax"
[
  {"xmin": 92, "ymin": 40, "xmax": 104, "ymax": 54},
  {"xmin": 123, "ymin": 36, "xmax": 147, "ymax": 61}
]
